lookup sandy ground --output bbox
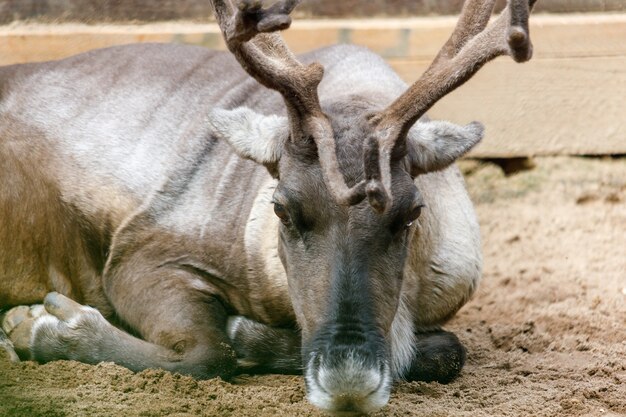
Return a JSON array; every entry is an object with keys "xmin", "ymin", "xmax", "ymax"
[{"xmin": 1, "ymin": 156, "xmax": 625, "ymax": 417}]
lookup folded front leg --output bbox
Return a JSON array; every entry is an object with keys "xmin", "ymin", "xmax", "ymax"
[
  {"xmin": 404, "ymin": 330, "xmax": 467, "ymax": 383},
  {"xmin": 25, "ymin": 292, "xmax": 237, "ymax": 379},
  {"xmin": 227, "ymin": 315, "xmax": 301, "ymax": 374}
]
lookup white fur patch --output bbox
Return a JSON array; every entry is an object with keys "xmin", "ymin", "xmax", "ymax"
[
  {"xmin": 409, "ymin": 120, "xmax": 484, "ymax": 173},
  {"xmin": 29, "ymin": 314, "xmax": 61, "ymax": 348},
  {"xmin": 208, "ymin": 107, "xmax": 289, "ymax": 164},
  {"xmin": 389, "ymin": 295, "xmax": 417, "ymax": 379},
  {"xmin": 188, "ymin": 277, "xmax": 215, "ymax": 293},
  {"xmin": 305, "ymin": 352, "xmax": 392, "ymax": 414},
  {"xmin": 243, "ymin": 178, "xmax": 290, "ymax": 322},
  {"xmin": 64, "ymin": 306, "xmax": 100, "ymax": 330},
  {"xmin": 226, "ymin": 316, "xmax": 244, "ymax": 341}
]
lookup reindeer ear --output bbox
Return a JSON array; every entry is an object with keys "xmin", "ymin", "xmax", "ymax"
[
  {"xmin": 208, "ymin": 107, "xmax": 289, "ymax": 167},
  {"xmin": 407, "ymin": 120, "xmax": 484, "ymax": 176}
]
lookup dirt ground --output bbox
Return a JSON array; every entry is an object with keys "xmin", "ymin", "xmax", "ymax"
[{"xmin": 1, "ymin": 156, "xmax": 625, "ymax": 417}]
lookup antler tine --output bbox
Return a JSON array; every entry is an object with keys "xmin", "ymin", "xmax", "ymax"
[
  {"xmin": 380, "ymin": 0, "xmax": 536, "ymax": 130},
  {"xmin": 431, "ymin": 0, "xmax": 497, "ymax": 66},
  {"xmin": 212, "ymin": 0, "xmax": 322, "ymax": 118},
  {"xmin": 365, "ymin": 0, "xmax": 536, "ymax": 213},
  {"xmin": 212, "ymin": 0, "xmax": 367, "ymax": 207}
]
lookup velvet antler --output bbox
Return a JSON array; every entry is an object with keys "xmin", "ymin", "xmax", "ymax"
[
  {"xmin": 365, "ymin": 0, "xmax": 537, "ymax": 212},
  {"xmin": 212, "ymin": 0, "xmax": 368, "ymax": 206}
]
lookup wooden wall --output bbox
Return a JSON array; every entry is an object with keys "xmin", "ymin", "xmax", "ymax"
[
  {"xmin": 0, "ymin": 5, "xmax": 624, "ymax": 157},
  {"xmin": 0, "ymin": 0, "xmax": 623, "ymax": 23}
]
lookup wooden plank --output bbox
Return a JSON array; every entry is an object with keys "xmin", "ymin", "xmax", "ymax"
[
  {"xmin": 389, "ymin": 56, "xmax": 626, "ymax": 157},
  {"xmin": 1, "ymin": 15, "xmax": 624, "ymax": 64},
  {"xmin": 0, "ymin": 14, "xmax": 624, "ymax": 157},
  {"xmin": 0, "ymin": 0, "xmax": 623, "ymax": 23},
  {"xmin": 0, "ymin": 24, "xmax": 227, "ymax": 66}
]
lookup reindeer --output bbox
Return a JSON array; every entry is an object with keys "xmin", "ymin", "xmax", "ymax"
[{"xmin": 0, "ymin": 0, "xmax": 535, "ymax": 413}]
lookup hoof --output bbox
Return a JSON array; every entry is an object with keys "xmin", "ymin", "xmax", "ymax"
[
  {"xmin": 30, "ymin": 293, "xmax": 104, "ymax": 363},
  {"xmin": 1, "ymin": 293, "xmax": 104, "ymax": 363},
  {"xmin": 1, "ymin": 304, "xmax": 48, "ymax": 359},
  {"xmin": 227, "ymin": 315, "xmax": 301, "ymax": 374},
  {"xmin": 44, "ymin": 292, "xmax": 84, "ymax": 322},
  {"xmin": 0, "ymin": 328, "xmax": 19, "ymax": 362},
  {"xmin": 405, "ymin": 330, "xmax": 467, "ymax": 384}
]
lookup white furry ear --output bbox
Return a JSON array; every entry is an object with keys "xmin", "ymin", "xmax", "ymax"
[
  {"xmin": 408, "ymin": 120, "xmax": 484, "ymax": 175},
  {"xmin": 208, "ymin": 107, "xmax": 289, "ymax": 165}
]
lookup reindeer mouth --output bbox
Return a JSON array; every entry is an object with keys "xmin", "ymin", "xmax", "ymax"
[{"xmin": 304, "ymin": 350, "xmax": 392, "ymax": 414}]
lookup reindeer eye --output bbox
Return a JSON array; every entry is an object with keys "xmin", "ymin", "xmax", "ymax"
[
  {"xmin": 273, "ymin": 202, "xmax": 291, "ymax": 226},
  {"xmin": 405, "ymin": 204, "xmax": 424, "ymax": 229}
]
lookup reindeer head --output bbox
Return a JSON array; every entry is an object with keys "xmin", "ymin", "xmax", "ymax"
[{"xmin": 209, "ymin": 0, "xmax": 535, "ymax": 413}]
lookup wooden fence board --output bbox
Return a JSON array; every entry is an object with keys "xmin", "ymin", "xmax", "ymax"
[
  {"xmin": 389, "ymin": 57, "xmax": 626, "ymax": 157},
  {"xmin": 0, "ymin": 0, "xmax": 623, "ymax": 23},
  {"xmin": 0, "ymin": 14, "xmax": 624, "ymax": 157}
]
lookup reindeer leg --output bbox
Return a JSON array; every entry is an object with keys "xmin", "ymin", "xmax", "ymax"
[
  {"xmin": 9, "ymin": 291, "xmax": 298, "ymax": 377},
  {"xmin": 24, "ymin": 289, "xmax": 237, "ymax": 379},
  {"xmin": 404, "ymin": 330, "xmax": 467, "ymax": 384},
  {"xmin": 227, "ymin": 315, "xmax": 301, "ymax": 374}
]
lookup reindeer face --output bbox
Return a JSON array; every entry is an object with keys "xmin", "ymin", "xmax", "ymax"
[
  {"xmin": 271, "ymin": 103, "xmax": 420, "ymax": 412},
  {"xmin": 209, "ymin": 97, "xmax": 483, "ymax": 413},
  {"xmin": 210, "ymin": 99, "xmax": 483, "ymax": 413},
  {"xmin": 272, "ymin": 99, "xmax": 419, "ymax": 329}
]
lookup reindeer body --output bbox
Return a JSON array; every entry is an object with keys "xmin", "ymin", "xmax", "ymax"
[
  {"xmin": 1, "ymin": 42, "xmax": 479, "ymax": 324},
  {"xmin": 1, "ymin": 44, "xmax": 282, "ymax": 318},
  {"xmin": 1, "ymin": 0, "xmax": 535, "ymax": 413}
]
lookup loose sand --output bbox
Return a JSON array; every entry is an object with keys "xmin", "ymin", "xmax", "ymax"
[{"xmin": 1, "ymin": 156, "xmax": 625, "ymax": 416}]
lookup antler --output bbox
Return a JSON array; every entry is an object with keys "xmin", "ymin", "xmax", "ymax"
[
  {"xmin": 212, "ymin": 0, "xmax": 367, "ymax": 206},
  {"xmin": 365, "ymin": 0, "xmax": 537, "ymax": 212}
]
